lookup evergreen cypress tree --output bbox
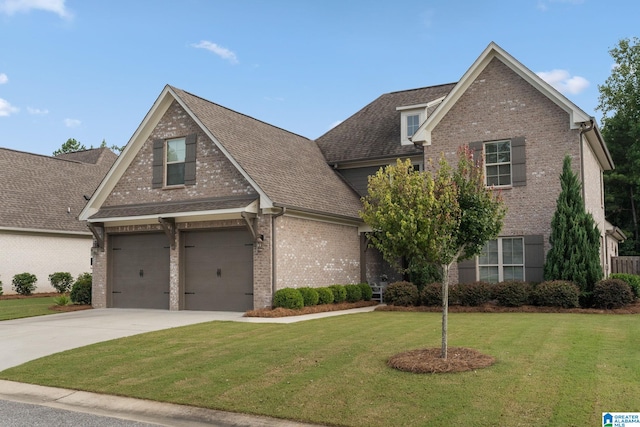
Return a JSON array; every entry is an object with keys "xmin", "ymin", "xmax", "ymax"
[{"xmin": 544, "ymin": 156, "xmax": 603, "ymax": 294}]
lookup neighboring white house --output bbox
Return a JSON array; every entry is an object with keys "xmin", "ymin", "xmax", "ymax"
[{"xmin": 0, "ymin": 147, "xmax": 116, "ymax": 294}]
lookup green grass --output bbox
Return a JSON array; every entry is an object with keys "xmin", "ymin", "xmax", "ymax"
[
  {"xmin": 1, "ymin": 312, "xmax": 639, "ymax": 426},
  {"xmin": 0, "ymin": 296, "xmax": 57, "ymax": 320}
]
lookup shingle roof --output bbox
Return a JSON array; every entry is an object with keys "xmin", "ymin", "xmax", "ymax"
[
  {"xmin": 0, "ymin": 147, "xmax": 116, "ymax": 233},
  {"xmin": 170, "ymin": 87, "xmax": 363, "ymax": 220},
  {"xmin": 55, "ymin": 147, "xmax": 117, "ymax": 165},
  {"xmin": 316, "ymin": 83, "xmax": 456, "ymax": 164}
]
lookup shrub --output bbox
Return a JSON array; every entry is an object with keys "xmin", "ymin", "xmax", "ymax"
[
  {"xmin": 532, "ymin": 281, "xmax": 580, "ymax": 308},
  {"xmin": 0, "ymin": 279, "xmax": 3, "ymax": 296},
  {"xmin": 12, "ymin": 273, "xmax": 37, "ymax": 296},
  {"xmin": 457, "ymin": 281, "xmax": 493, "ymax": 306},
  {"xmin": 420, "ymin": 282, "xmax": 443, "ymax": 306},
  {"xmin": 359, "ymin": 283, "xmax": 373, "ymax": 301},
  {"xmin": 344, "ymin": 284, "xmax": 363, "ymax": 303},
  {"xmin": 384, "ymin": 281, "xmax": 419, "ymax": 306},
  {"xmin": 493, "ymin": 281, "xmax": 532, "ymax": 307},
  {"xmin": 53, "ymin": 295, "xmax": 71, "ymax": 306},
  {"xmin": 298, "ymin": 287, "xmax": 319, "ymax": 307},
  {"xmin": 273, "ymin": 288, "xmax": 304, "ymax": 309},
  {"xmin": 609, "ymin": 273, "xmax": 640, "ymax": 299},
  {"xmin": 328, "ymin": 285, "xmax": 346, "ymax": 303},
  {"xmin": 49, "ymin": 272, "xmax": 73, "ymax": 294},
  {"xmin": 70, "ymin": 273, "xmax": 92, "ymax": 305},
  {"xmin": 317, "ymin": 287, "xmax": 334, "ymax": 305},
  {"xmin": 592, "ymin": 279, "xmax": 634, "ymax": 309}
]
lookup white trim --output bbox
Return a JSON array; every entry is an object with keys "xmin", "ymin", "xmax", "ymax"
[
  {"xmin": 400, "ymin": 109, "xmax": 425, "ymax": 146},
  {"xmin": 477, "ymin": 237, "xmax": 525, "ymax": 282}
]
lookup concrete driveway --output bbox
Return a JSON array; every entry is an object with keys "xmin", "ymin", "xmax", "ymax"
[{"xmin": 0, "ymin": 306, "xmax": 377, "ymax": 372}]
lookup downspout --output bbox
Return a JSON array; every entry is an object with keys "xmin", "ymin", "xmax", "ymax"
[{"xmin": 271, "ymin": 207, "xmax": 286, "ymax": 303}]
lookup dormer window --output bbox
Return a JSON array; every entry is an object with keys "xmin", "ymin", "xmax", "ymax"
[{"xmin": 397, "ymin": 105, "xmax": 427, "ymax": 145}]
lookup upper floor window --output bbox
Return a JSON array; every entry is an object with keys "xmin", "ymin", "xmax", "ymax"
[
  {"xmin": 485, "ymin": 140, "xmax": 511, "ymax": 186},
  {"xmin": 399, "ymin": 109, "xmax": 425, "ymax": 145},
  {"xmin": 406, "ymin": 114, "xmax": 420, "ymax": 138},
  {"xmin": 478, "ymin": 237, "xmax": 524, "ymax": 282},
  {"xmin": 166, "ymin": 137, "xmax": 186, "ymax": 186},
  {"xmin": 152, "ymin": 134, "xmax": 197, "ymax": 189}
]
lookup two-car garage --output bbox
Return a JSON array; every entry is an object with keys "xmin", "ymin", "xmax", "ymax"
[{"xmin": 109, "ymin": 229, "xmax": 254, "ymax": 311}]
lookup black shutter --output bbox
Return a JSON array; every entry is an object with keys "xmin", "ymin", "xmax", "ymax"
[
  {"xmin": 184, "ymin": 133, "xmax": 197, "ymax": 186},
  {"xmin": 457, "ymin": 258, "xmax": 476, "ymax": 284},
  {"xmin": 152, "ymin": 139, "xmax": 164, "ymax": 189},
  {"xmin": 468, "ymin": 141, "xmax": 483, "ymax": 167},
  {"xmin": 511, "ymin": 136, "xmax": 526, "ymax": 187},
  {"xmin": 524, "ymin": 235, "xmax": 544, "ymax": 283}
]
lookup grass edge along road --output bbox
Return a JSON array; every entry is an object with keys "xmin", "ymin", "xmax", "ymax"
[{"xmin": 1, "ymin": 311, "xmax": 639, "ymax": 427}]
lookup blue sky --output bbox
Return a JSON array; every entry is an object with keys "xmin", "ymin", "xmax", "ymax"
[{"xmin": 0, "ymin": 0, "xmax": 638, "ymax": 156}]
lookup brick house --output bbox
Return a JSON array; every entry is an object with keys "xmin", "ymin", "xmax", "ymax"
[
  {"xmin": 81, "ymin": 42, "xmax": 619, "ymax": 310},
  {"xmin": 0, "ymin": 147, "xmax": 116, "ymax": 293}
]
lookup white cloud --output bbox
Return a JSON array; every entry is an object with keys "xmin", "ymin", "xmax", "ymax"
[
  {"xmin": 27, "ymin": 106, "xmax": 48, "ymax": 115},
  {"xmin": 537, "ymin": 0, "xmax": 584, "ymax": 11},
  {"xmin": 191, "ymin": 40, "xmax": 238, "ymax": 64},
  {"xmin": 0, "ymin": 0, "xmax": 72, "ymax": 19},
  {"xmin": 0, "ymin": 98, "xmax": 19, "ymax": 116},
  {"xmin": 536, "ymin": 69, "xmax": 590, "ymax": 95},
  {"xmin": 0, "ymin": 73, "xmax": 7, "ymax": 84},
  {"xmin": 329, "ymin": 120, "xmax": 343, "ymax": 130},
  {"xmin": 64, "ymin": 118, "xmax": 81, "ymax": 127}
]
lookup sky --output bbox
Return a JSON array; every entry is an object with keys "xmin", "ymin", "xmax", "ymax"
[{"xmin": 0, "ymin": 0, "xmax": 638, "ymax": 156}]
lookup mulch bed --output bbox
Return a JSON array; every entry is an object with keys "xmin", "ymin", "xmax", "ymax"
[
  {"xmin": 245, "ymin": 300, "xmax": 378, "ymax": 317},
  {"xmin": 375, "ymin": 300, "xmax": 640, "ymax": 314},
  {"xmin": 388, "ymin": 347, "xmax": 496, "ymax": 374}
]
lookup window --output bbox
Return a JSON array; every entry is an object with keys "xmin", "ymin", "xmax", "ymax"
[
  {"xmin": 485, "ymin": 140, "xmax": 511, "ymax": 186},
  {"xmin": 406, "ymin": 114, "xmax": 420, "ymax": 138},
  {"xmin": 165, "ymin": 138, "xmax": 186, "ymax": 186},
  {"xmin": 478, "ymin": 237, "xmax": 524, "ymax": 282}
]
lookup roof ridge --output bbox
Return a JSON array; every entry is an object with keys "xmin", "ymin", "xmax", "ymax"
[
  {"xmin": 170, "ymin": 85, "xmax": 313, "ymax": 141},
  {"xmin": 0, "ymin": 146, "xmax": 84, "ymax": 164},
  {"xmin": 386, "ymin": 81, "xmax": 458, "ymax": 96}
]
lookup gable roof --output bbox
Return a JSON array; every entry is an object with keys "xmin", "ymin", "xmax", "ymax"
[
  {"xmin": 316, "ymin": 83, "xmax": 456, "ymax": 164},
  {"xmin": 81, "ymin": 86, "xmax": 363, "ymax": 221},
  {"xmin": 412, "ymin": 41, "xmax": 614, "ymax": 170},
  {"xmin": 0, "ymin": 147, "xmax": 116, "ymax": 234}
]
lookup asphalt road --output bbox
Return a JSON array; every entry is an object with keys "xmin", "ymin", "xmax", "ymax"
[{"xmin": 0, "ymin": 398, "xmax": 159, "ymax": 427}]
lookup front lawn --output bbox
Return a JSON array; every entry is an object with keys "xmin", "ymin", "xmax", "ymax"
[
  {"xmin": 1, "ymin": 311, "xmax": 639, "ymax": 426},
  {"xmin": 0, "ymin": 295, "xmax": 58, "ymax": 321}
]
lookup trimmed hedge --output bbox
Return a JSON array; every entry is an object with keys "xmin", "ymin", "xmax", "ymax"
[
  {"xmin": 273, "ymin": 288, "xmax": 304, "ymax": 309},
  {"xmin": 70, "ymin": 273, "xmax": 92, "ymax": 305},
  {"xmin": 12, "ymin": 272, "xmax": 37, "ymax": 296},
  {"xmin": 328, "ymin": 285, "xmax": 347, "ymax": 303},
  {"xmin": 420, "ymin": 282, "xmax": 443, "ymax": 306},
  {"xmin": 384, "ymin": 281, "xmax": 419, "ymax": 306},
  {"xmin": 532, "ymin": 281, "xmax": 580, "ymax": 308},
  {"xmin": 359, "ymin": 283, "xmax": 373, "ymax": 301},
  {"xmin": 493, "ymin": 281, "xmax": 532, "ymax": 307},
  {"xmin": 457, "ymin": 281, "xmax": 493, "ymax": 306},
  {"xmin": 49, "ymin": 272, "xmax": 73, "ymax": 294},
  {"xmin": 592, "ymin": 279, "xmax": 634, "ymax": 309},
  {"xmin": 317, "ymin": 287, "xmax": 334, "ymax": 305},
  {"xmin": 609, "ymin": 273, "xmax": 640, "ymax": 299},
  {"xmin": 298, "ymin": 287, "xmax": 319, "ymax": 307},
  {"xmin": 344, "ymin": 284, "xmax": 362, "ymax": 303}
]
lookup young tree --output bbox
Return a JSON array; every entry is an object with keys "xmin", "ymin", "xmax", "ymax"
[
  {"xmin": 597, "ymin": 37, "xmax": 640, "ymax": 254},
  {"xmin": 361, "ymin": 147, "xmax": 505, "ymax": 358},
  {"xmin": 543, "ymin": 156, "xmax": 603, "ymax": 295},
  {"xmin": 53, "ymin": 138, "xmax": 87, "ymax": 155}
]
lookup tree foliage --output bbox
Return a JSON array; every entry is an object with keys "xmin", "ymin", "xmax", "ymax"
[
  {"xmin": 597, "ymin": 37, "xmax": 640, "ymax": 254},
  {"xmin": 543, "ymin": 156, "xmax": 603, "ymax": 294},
  {"xmin": 361, "ymin": 147, "xmax": 505, "ymax": 358},
  {"xmin": 53, "ymin": 138, "xmax": 87, "ymax": 156}
]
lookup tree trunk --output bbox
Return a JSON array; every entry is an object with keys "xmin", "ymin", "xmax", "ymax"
[
  {"xmin": 631, "ymin": 186, "xmax": 639, "ymax": 253},
  {"xmin": 441, "ymin": 263, "xmax": 450, "ymax": 359}
]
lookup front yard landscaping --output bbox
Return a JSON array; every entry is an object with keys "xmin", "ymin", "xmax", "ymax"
[
  {"xmin": 0, "ymin": 293, "xmax": 91, "ymax": 321},
  {"xmin": 1, "ymin": 311, "xmax": 638, "ymax": 426}
]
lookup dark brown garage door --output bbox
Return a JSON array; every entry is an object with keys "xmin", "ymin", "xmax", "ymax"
[
  {"xmin": 110, "ymin": 233, "xmax": 170, "ymax": 309},
  {"xmin": 183, "ymin": 229, "xmax": 253, "ymax": 311}
]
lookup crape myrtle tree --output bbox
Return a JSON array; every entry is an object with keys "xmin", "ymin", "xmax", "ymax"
[
  {"xmin": 597, "ymin": 37, "xmax": 640, "ymax": 254},
  {"xmin": 361, "ymin": 146, "xmax": 505, "ymax": 358},
  {"xmin": 543, "ymin": 155, "xmax": 603, "ymax": 297}
]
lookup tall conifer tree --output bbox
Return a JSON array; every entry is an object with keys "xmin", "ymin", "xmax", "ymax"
[{"xmin": 544, "ymin": 156, "xmax": 603, "ymax": 294}]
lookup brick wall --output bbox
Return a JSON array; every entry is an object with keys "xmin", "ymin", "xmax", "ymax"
[
  {"xmin": 104, "ymin": 100, "xmax": 256, "ymax": 207},
  {"xmin": 274, "ymin": 215, "xmax": 360, "ymax": 289},
  {"xmin": 427, "ymin": 57, "xmax": 590, "ymax": 264}
]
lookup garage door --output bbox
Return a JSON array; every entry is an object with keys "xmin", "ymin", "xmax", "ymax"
[
  {"xmin": 110, "ymin": 233, "xmax": 170, "ymax": 309},
  {"xmin": 183, "ymin": 229, "xmax": 253, "ymax": 311}
]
